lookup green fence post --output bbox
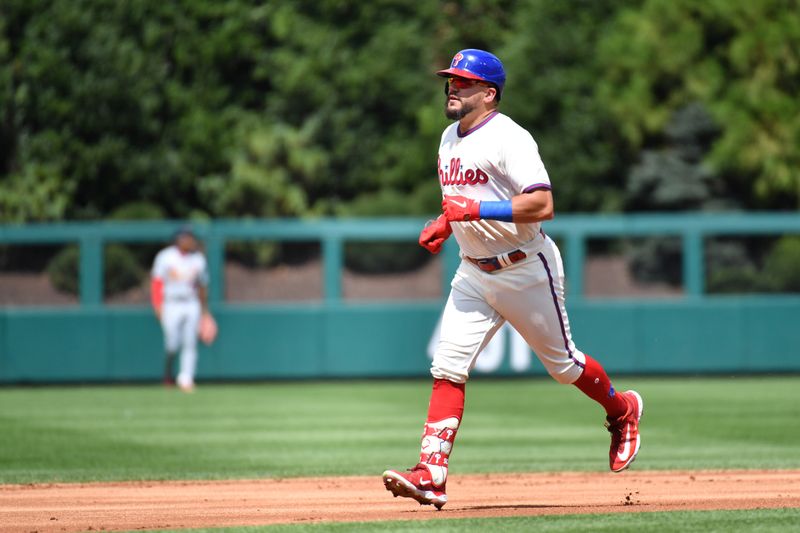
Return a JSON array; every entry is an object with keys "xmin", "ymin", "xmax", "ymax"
[
  {"xmin": 323, "ymin": 233, "xmax": 343, "ymax": 303},
  {"xmin": 79, "ymin": 234, "xmax": 103, "ymax": 305},
  {"xmin": 204, "ymin": 232, "xmax": 225, "ymax": 304},
  {"xmin": 566, "ymin": 232, "xmax": 585, "ymax": 299},
  {"xmin": 683, "ymin": 230, "xmax": 704, "ymax": 297}
]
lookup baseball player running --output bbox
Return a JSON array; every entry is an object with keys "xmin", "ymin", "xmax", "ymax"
[
  {"xmin": 150, "ymin": 227, "xmax": 216, "ymax": 393},
  {"xmin": 382, "ymin": 49, "xmax": 643, "ymax": 509}
]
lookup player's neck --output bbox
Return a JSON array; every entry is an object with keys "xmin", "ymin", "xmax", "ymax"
[{"xmin": 458, "ymin": 108, "xmax": 497, "ymax": 135}]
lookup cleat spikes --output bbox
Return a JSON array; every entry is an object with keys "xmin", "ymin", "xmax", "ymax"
[{"xmin": 382, "ymin": 467, "xmax": 447, "ymax": 509}]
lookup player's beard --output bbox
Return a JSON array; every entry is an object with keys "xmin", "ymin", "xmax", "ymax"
[{"xmin": 445, "ymin": 97, "xmax": 475, "ymax": 120}]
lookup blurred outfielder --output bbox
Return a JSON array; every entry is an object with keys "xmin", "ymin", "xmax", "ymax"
[
  {"xmin": 383, "ymin": 49, "xmax": 644, "ymax": 509},
  {"xmin": 150, "ymin": 226, "xmax": 216, "ymax": 393}
]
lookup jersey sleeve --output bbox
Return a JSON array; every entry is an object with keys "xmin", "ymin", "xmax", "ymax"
[
  {"xmin": 151, "ymin": 249, "xmax": 168, "ymax": 279},
  {"xmin": 502, "ymin": 128, "xmax": 551, "ymax": 194}
]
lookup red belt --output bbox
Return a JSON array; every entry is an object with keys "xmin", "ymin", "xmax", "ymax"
[{"xmin": 467, "ymin": 249, "xmax": 527, "ymax": 273}]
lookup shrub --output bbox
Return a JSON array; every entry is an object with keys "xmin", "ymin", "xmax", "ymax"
[
  {"xmin": 109, "ymin": 202, "xmax": 166, "ymax": 221},
  {"xmin": 344, "ymin": 241, "xmax": 429, "ymax": 275},
  {"xmin": 707, "ymin": 267, "xmax": 760, "ymax": 294},
  {"xmin": 47, "ymin": 246, "xmax": 81, "ymax": 295},
  {"xmin": 226, "ymin": 241, "xmax": 281, "ymax": 269},
  {"xmin": 761, "ymin": 236, "xmax": 800, "ymax": 293},
  {"xmin": 47, "ymin": 245, "xmax": 145, "ymax": 297},
  {"xmin": 104, "ymin": 245, "xmax": 146, "ymax": 296},
  {"xmin": 337, "ymin": 188, "xmax": 433, "ymax": 274}
]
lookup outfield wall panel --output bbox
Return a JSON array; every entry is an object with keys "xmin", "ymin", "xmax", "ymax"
[
  {"xmin": 107, "ymin": 310, "xmax": 165, "ymax": 380},
  {"xmin": 322, "ymin": 305, "xmax": 439, "ymax": 377},
  {"xmin": 638, "ymin": 304, "xmax": 745, "ymax": 373},
  {"xmin": 2, "ymin": 299, "xmax": 799, "ymax": 383},
  {"xmin": 0, "ymin": 314, "xmax": 7, "ymax": 379},
  {"xmin": 565, "ymin": 304, "xmax": 641, "ymax": 372},
  {"xmin": 742, "ymin": 300, "xmax": 800, "ymax": 372},
  {"xmin": 206, "ymin": 307, "xmax": 326, "ymax": 379},
  {"xmin": 3, "ymin": 310, "xmax": 111, "ymax": 381}
]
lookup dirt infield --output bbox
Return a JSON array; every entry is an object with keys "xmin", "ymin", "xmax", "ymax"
[{"xmin": 3, "ymin": 470, "xmax": 799, "ymax": 532}]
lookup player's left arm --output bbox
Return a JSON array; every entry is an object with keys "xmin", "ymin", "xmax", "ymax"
[
  {"xmin": 196, "ymin": 260, "xmax": 218, "ymax": 345},
  {"xmin": 197, "ymin": 284, "xmax": 209, "ymax": 314},
  {"xmin": 510, "ymin": 188, "xmax": 554, "ymax": 223},
  {"xmin": 441, "ymin": 189, "xmax": 553, "ymax": 224}
]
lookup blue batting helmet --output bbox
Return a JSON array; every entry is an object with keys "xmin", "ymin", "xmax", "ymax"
[{"xmin": 436, "ymin": 49, "xmax": 506, "ymax": 98}]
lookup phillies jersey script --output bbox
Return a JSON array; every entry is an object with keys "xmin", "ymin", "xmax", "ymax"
[
  {"xmin": 151, "ymin": 246, "xmax": 208, "ymax": 301},
  {"xmin": 438, "ymin": 111, "xmax": 551, "ymax": 258}
]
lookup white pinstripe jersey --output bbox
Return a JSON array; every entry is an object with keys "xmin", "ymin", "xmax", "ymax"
[{"xmin": 437, "ymin": 112, "xmax": 551, "ymax": 258}]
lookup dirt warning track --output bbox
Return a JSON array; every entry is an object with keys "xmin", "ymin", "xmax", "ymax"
[{"xmin": 2, "ymin": 470, "xmax": 799, "ymax": 532}]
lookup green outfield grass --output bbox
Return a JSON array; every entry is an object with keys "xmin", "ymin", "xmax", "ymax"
[{"xmin": 0, "ymin": 376, "xmax": 798, "ymax": 484}]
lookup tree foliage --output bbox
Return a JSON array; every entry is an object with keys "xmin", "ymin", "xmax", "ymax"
[
  {"xmin": 499, "ymin": 0, "xmax": 639, "ymax": 212},
  {"xmin": 596, "ymin": 0, "xmax": 800, "ymax": 208},
  {"xmin": 1, "ymin": 0, "xmax": 799, "ymax": 224}
]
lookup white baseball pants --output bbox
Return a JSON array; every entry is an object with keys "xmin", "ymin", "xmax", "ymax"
[
  {"xmin": 432, "ymin": 235, "xmax": 586, "ymax": 384},
  {"xmin": 161, "ymin": 299, "xmax": 201, "ymax": 387}
]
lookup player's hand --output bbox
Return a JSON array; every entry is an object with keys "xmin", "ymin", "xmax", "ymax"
[
  {"xmin": 419, "ymin": 214, "xmax": 453, "ymax": 254},
  {"xmin": 199, "ymin": 312, "xmax": 218, "ymax": 345},
  {"xmin": 442, "ymin": 195, "xmax": 481, "ymax": 222}
]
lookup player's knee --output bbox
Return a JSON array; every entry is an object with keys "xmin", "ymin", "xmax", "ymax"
[
  {"xmin": 165, "ymin": 341, "xmax": 180, "ymax": 353},
  {"xmin": 431, "ymin": 351, "xmax": 469, "ymax": 383},
  {"xmin": 431, "ymin": 343, "xmax": 476, "ymax": 384},
  {"xmin": 430, "ymin": 368, "xmax": 468, "ymax": 384},
  {"xmin": 546, "ymin": 361, "xmax": 584, "ymax": 385}
]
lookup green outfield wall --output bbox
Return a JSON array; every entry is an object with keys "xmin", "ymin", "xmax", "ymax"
[{"xmin": 1, "ymin": 215, "xmax": 799, "ymax": 383}]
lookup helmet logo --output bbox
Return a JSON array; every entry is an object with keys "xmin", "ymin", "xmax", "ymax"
[{"xmin": 451, "ymin": 52, "xmax": 463, "ymax": 67}]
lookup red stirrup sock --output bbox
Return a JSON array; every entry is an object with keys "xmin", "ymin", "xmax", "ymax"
[
  {"xmin": 419, "ymin": 379, "xmax": 465, "ymax": 489},
  {"xmin": 573, "ymin": 355, "xmax": 628, "ymax": 419},
  {"xmin": 426, "ymin": 378, "xmax": 465, "ymax": 423}
]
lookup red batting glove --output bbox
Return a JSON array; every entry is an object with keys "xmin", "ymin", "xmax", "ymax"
[
  {"xmin": 442, "ymin": 195, "xmax": 481, "ymax": 222},
  {"xmin": 418, "ymin": 214, "xmax": 453, "ymax": 254}
]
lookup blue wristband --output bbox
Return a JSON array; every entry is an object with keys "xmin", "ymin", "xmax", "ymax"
[{"xmin": 479, "ymin": 200, "xmax": 514, "ymax": 222}]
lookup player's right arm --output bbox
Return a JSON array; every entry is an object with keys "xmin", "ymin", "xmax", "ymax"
[
  {"xmin": 150, "ymin": 249, "xmax": 167, "ymax": 321},
  {"xmin": 150, "ymin": 277, "xmax": 164, "ymax": 321},
  {"xmin": 419, "ymin": 214, "xmax": 453, "ymax": 254}
]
